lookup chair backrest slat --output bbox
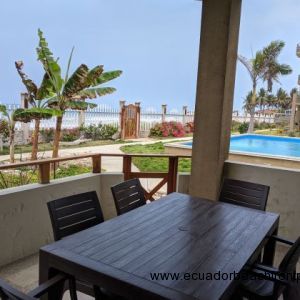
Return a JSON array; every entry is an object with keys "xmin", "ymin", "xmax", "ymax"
[
  {"xmin": 111, "ymin": 178, "xmax": 146, "ymax": 215},
  {"xmin": 47, "ymin": 191, "xmax": 104, "ymax": 240},
  {"xmin": 219, "ymin": 179, "xmax": 270, "ymax": 211}
]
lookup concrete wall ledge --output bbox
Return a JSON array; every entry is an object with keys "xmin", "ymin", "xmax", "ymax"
[{"xmin": 0, "ymin": 172, "xmax": 124, "ymax": 267}]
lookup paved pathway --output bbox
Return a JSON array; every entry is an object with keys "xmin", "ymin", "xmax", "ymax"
[{"xmin": 0, "ymin": 137, "xmax": 192, "ymax": 173}]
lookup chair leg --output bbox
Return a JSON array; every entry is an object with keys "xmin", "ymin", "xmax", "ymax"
[
  {"xmin": 94, "ymin": 285, "xmax": 108, "ymax": 300},
  {"xmin": 68, "ymin": 277, "xmax": 78, "ymax": 300}
]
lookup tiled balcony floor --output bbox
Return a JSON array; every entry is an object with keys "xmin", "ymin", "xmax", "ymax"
[{"xmin": 0, "ymin": 246, "xmax": 298, "ymax": 299}]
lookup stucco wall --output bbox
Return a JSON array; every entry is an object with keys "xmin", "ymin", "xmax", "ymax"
[
  {"xmin": 177, "ymin": 163, "xmax": 300, "ymax": 240},
  {"xmin": 0, "ymin": 167, "xmax": 298, "ymax": 268},
  {"xmin": 0, "ymin": 173, "xmax": 123, "ymax": 267},
  {"xmin": 224, "ymin": 161, "xmax": 300, "ymax": 240}
]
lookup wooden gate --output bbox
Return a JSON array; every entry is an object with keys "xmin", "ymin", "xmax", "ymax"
[{"xmin": 121, "ymin": 103, "xmax": 140, "ymax": 139}]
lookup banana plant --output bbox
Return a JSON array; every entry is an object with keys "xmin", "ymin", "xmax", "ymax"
[
  {"xmin": 0, "ymin": 105, "xmax": 32, "ymax": 163},
  {"xmin": 36, "ymin": 29, "xmax": 122, "ymax": 158},
  {"xmin": 15, "ymin": 61, "xmax": 61, "ymax": 160}
]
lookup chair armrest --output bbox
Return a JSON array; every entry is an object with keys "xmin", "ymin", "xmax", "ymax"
[
  {"xmin": 28, "ymin": 274, "xmax": 67, "ymax": 298},
  {"xmin": 247, "ymin": 268, "xmax": 289, "ymax": 286},
  {"xmin": 269, "ymin": 235, "xmax": 294, "ymax": 246},
  {"xmin": 252, "ymin": 263, "xmax": 279, "ymax": 274}
]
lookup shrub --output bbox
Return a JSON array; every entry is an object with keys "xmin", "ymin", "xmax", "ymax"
[
  {"xmin": 238, "ymin": 122, "xmax": 249, "ymax": 134},
  {"xmin": 80, "ymin": 124, "xmax": 118, "ymax": 140},
  {"xmin": 0, "ymin": 119, "xmax": 9, "ymax": 141},
  {"xmin": 184, "ymin": 122, "xmax": 194, "ymax": 134},
  {"xmin": 149, "ymin": 122, "xmax": 186, "ymax": 138},
  {"xmin": 61, "ymin": 128, "xmax": 80, "ymax": 142},
  {"xmin": 40, "ymin": 128, "xmax": 54, "ymax": 143},
  {"xmin": 231, "ymin": 120, "xmax": 242, "ymax": 133}
]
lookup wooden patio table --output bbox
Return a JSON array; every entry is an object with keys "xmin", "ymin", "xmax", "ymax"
[{"xmin": 39, "ymin": 192, "xmax": 279, "ymax": 300}]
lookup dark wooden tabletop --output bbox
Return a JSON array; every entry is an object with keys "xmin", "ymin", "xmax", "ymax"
[{"xmin": 40, "ymin": 192, "xmax": 279, "ymax": 300}]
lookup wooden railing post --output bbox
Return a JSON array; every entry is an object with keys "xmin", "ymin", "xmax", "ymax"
[
  {"xmin": 92, "ymin": 155, "xmax": 102, "ymax": 173},
  {"xmin": 123, "ymin": 155, "xmax": 132, "ymax": 180},
  {"xmin": 167, "ymin": 156, "xmax": 178, "ymax": 194},
  {"xmin": 38, "ymin": 162, "xmax": 50, "ymax": 184}
]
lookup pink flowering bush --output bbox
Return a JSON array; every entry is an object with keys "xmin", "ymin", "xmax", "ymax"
[{"xmin": 150, "ymin": 122, "xmax": 186, "ymax": 138}]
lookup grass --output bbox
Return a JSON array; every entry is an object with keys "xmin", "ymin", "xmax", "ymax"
[
  {"xmin": 120, "ymin": 142, "xmax": 191, "ymax": 172},
  {"xmin": 0, "ymin": 139, "xmax": 129, "ymax": 156}
]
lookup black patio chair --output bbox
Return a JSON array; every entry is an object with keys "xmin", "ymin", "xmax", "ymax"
[
  {"xmin": 235, "ymin": 235, "xmax": 300, "ymax": 300},
  {"xmin": 0, "ymin": 273, "xmax": 77, "ymax": 300},
  {"xmin": 111, "ymin": 178, "xmax": 146, "ymax": 215},
  {"xmin": 47, "ymin": 191, "xmax": 114, "ymax": 300},
  {"xmin": 219, "ymin": 178, "xmax": 270, "ymax": 211},
  {"xmin": 47, "ymin": 191, "xmax": 104, "ymax": 241}
]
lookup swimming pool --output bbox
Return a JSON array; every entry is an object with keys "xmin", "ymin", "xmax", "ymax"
[{"xmin": 182, "ymin": 135, "xmax": 300, "ymax": 159}]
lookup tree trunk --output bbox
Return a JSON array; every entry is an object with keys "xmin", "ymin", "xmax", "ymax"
[
  {"xmin": 9, "ymin": 126, "xmax": 15, "ymax": 163},
  {"xmin": 248, "ymin": 106, "xmax": 255, "ymax": 133},
  {"xmin": 31, "ymin": 119, "xmax": 40, "ymax": 160},
  {"xmin": 248, "ymin": 84, "xmax": 257, "ymax": 133},
  {"xmin": 52, "ymin": 115, "xmax": 63, "ymax": 158}
]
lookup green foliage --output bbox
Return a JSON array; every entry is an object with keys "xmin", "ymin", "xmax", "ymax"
[
  {"xmin": 0, "ymin": 119, "xmax": 9, "ymax": 140},
  {"xmin": 238, "ymin": 122, "xmax": 249, "ymax": 134},
  {"xmin": 55, "ymin": 164, "xmax": 90, "ymax": 178},
  {"xmin": 121, "ymin": 142, "xmax": 191, "ymax": 172},
  {"xmin": 61, "ymin": 128, "xmax": 81, "ymax": 142},
  {"xmin": 36, "ymin": 29, "xmax": 122, "ymax": 111},
  {"xmin": 80, "ymin": 124, "xmax": 118, "ymax": 140},
  {"xmin": 40, "ymin": 128, "xmax": 54, "ymax": 143},
  {"xmin": 0, "ymin": 167, "xmax": 38, "ymax": 189}
]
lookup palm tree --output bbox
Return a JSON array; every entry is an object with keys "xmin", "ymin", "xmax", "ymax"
[
  {"xmin": 262, "ymin": 41, "xmax": 292, "ymax": 92},
  {"xmin": 243, "ymin": 91, "xmax": 258, "ymax": 115},
  {"xmin": 36, "ymin": 29, "xmax": 122, "ymax": 158},
  {"xmin": 276, "ymin": 88, "xmax": 290, "ymax": 112},
  {"xmin": 0, "ymin": 105, "xmax": 31, "ymax": 163},
  {"xmin": 238, "ymin": 51, "xmax": 265, "ymax": 133},
  {"xmin": 15, "ymin": 61, "xmax": 61, "ymax": 160}
]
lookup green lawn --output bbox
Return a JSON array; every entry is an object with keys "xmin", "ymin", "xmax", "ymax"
[{"xmin": 120, "ymin": 142, "xmax": 191, "ymax": 172}]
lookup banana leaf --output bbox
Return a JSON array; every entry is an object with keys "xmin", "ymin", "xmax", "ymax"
[
  {"xmin": 15, "ymin": 61, "xmax": 38, "ymax": 101},
  {"xmin": 36, "ymin": 29, "xmax": 64, "ymax": 91},
  {"xmin": 91, "ymin": 70, "xmax": 122, "ymax": 86},
  {"xmin": 62, "ymin": 64, "xmax": 90, "ymax": 97},
  {"xmin": 66, "ymin": 101, "xmax": 97, "ymax": 110},
  {"xmin": 76, "ymin": 87, "xmax": 116, "ymax": 100}
]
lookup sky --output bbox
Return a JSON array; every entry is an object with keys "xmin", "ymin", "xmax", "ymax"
[{"xmin": 0, "ymin": 0, "xmax": 299, "ymax": 112}]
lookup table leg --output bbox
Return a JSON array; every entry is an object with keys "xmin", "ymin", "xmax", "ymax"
[
  {"xmin": 262, "ymin": 225, "xmax": 278, "ymax": 266},
  {"xmin": 39, "ymin": 250, "xmax": 65, "ymax": 300}
]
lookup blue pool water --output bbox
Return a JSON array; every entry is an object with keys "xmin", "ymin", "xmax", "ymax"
[{"xmin": 183, "ymin": 135, "xmax": 300, "ymax": 159}]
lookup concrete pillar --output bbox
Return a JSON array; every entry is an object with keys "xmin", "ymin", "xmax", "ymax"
[
  {"xmin": 135, "ymin": 102, "xmax": 141, "ymax": 138},
  {"xmin": 189, "ymin": 0, "xmax": 242, "ymax": 200},
  {"xmin": 182, "ymin": 106, "xmax": 188, "ymax": 125},
  {"xmin": 289, "ymin": 93, "xmax": 297, "ymax": 132},
  {"xmin": 20, "ymin": 93, "xmax": 30, "ymax": 144},
  {"xmin": 162, "ymin": 104, "xmax": 167, "ymax": 123},
  {"xmin": 78, "ymin": 110, "xmax": 86, "ymax": 128},
  {"xmin": 119, "ymin": 100, "xmax": 126, "ymax": 138}
]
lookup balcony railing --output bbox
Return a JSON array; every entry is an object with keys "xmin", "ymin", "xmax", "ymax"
[{"xmin": 0, "ymin": 153, "xmax": 191, "ymax": 200}]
